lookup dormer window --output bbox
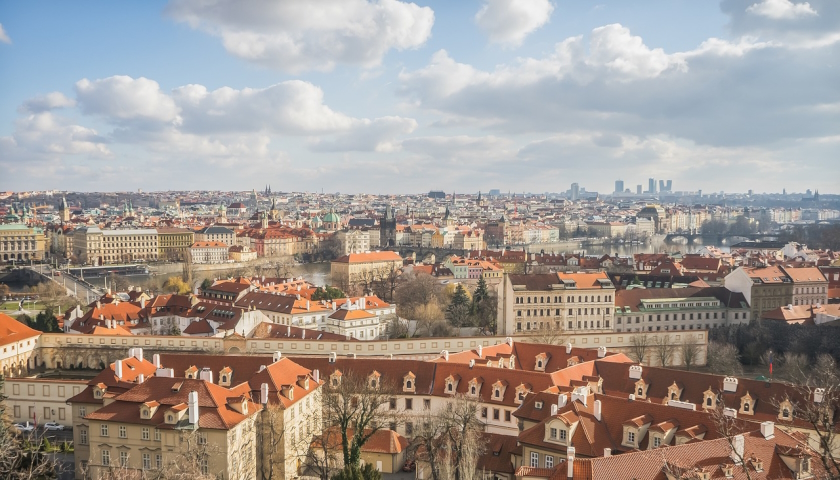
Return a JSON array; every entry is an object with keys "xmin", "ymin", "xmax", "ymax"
[
  {"xmin": 403, "ymin": 372, "xmax": 416, "ymax": 393},
  {"xmin": 330, "ymin": 370, "xmax": 342, "ymax": 387},
  {"xmin": 471, "ymin": 386, "xmax": 476, "ymax": 395},
  {"xmin": 740, "ymin": 393, "xmax": 755, "ymax": 415},
  {"xmin": 702, "ymin": 388, "xmax": 717, "ymax": 410},
  {"xmin": 495, "ymin": 388, "xmax": 501, "ymax": 398},
  {"xmin": 634, "ymin": 379, "xmax": 648, "ymax": 399},
  {"xmin": 778, "ymin": 399, "xmax": 793, "ymax": 421},
  {"xmin": 368, "ymin": 371, "xmax": 381, "ymax": 389}
]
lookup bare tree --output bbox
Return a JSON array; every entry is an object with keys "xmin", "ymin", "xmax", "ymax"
[
  {"xmin": 413, "ymin": 395, "xmax": 487, "ymax": 480},
  {"xmin": 706, "ymin": 342, "xmax": 743, "ymax": 375},
  {"xmin": 321, "ymin": 371, "xmax": 403, "ymax": 468},
  {"xmin": 681, "ymin": 339, "xmax": 700, "ymax": 371},
  {"xmin": 527, "ymin": 324, "xmax": 568, "ymax": 346},
  {"xmin": 653, "ymin": 334, "xmax": 677, "ymax": 367},
  {"xmin": 709, "ymin": 403, "xmax": 754, "ymax": 480},
  {"xmin": 629, "ymin": 334, "xmax": 650, "ymax": 364},
  {"xmin": 394, "ymin": 272, "xmax": 440, "ymax": 316}
]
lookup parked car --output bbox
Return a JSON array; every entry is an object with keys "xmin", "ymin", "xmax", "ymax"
[
  {"xmin": 13, "ymin": 422, "xmax": 35, "ymax": 433},
  {"xmin": 43, "ymin": 421, "xmax": 65, "ymax": 431}
]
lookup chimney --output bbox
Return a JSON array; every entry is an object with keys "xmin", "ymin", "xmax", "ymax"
[
  {"xmin": 199, "ymin": 368, "xmax": 213, "ymax": 383},
  {"xmin": 723, "ymin": 376, "xmax": 739, "ymax": 393},
  {"xmin": 566, "ymin": 343, "xmax": 572, "ymax": 354},
  {"xmin": 133, "ymin": 348, "xmax": 143, "ymax": 362},
  {"xmin": 155, "ymin": 368, "xmax": 174, "ymax": 378},
  {"xmin": 551, "ymin": 404, "xmax": 558, "ymax": 415},
  {"xmin": 730, "ymin": 434, "xmax": 744, "ymax": 463},
  {"xmin": 273, "ymin": 351, "xmax": 282, "ymax": 362},
  {"xmin": 115, "ymin": 360, "xmax": 123, "ymax": 379},
  {"xmin": 329, "ymin": 352, "xmax": 337, "ymax": 363},
  {"xmin": 361, "ymin": 297, "xmax": 366, "ymax": 309},
  {"xmin": 188, "ymin": 391, "xmax": 199, "ymax": 424},
  {"xmin": 558, "ymin": 394, "xmax": 568, "ymax": 408},
  {"xmin": 597, "ymin": 346, "xmax": 606, "ymax": 358},
  {"xmin": 594, "ymin": 399, "xmax": 602, "ymax": 421},
  {"xmin": 137, "ymin": 374, "xmax": 145, "ymax": 384},
  {"xmin": 261, "ymin": 383, "xmax": 269, "ymax": 405},
  {"xmin": 603, "ymin": 448, "xmax": 611, "ymax": 457},
  {"xmin": 306, "ymin": 300, "xmax": 310, "ymax": 311},
  {"xmin": 96, "ymin": 300, "xmax": 101, "ymax": 309},
  {"xmin": 477, "ymin": 345, "xmax": 483, "ymax": 358},
  {"xmin": 566, "ymin": 447, "xmax": 575, "ymax": 479},
  {"xmin": 331, "ymin": 301, "xmax": 336, "ymax": 310},
  {"xmin": 152, "ymin": 354, "xmax": 161, "ymax": 368},
  {"xmin": 441, "ymin": 350, "xmax": 449, "ymax": 361},
  {"xmin": 302, "ymin": 329, "xmax": 306, "ymax": 340},
  {"xmin": 629, "ymin": 365, "xmax": 643, "ymax": 380},
  {"xmin": 469, "ymin": 359, "xmax": 475, "ymax": 368},
  {"xmin": 814, "ymin": 388, "xmax": 825, "ymax": 403},
  {"xmin": 760, "ymin": 421, "xmax": 775, "ymax": 440},
  {"xmin": 313, "ymin": 369, "xmax": 320, "ymax": 383},
  {"xmin": 140, "ymin": 297, "xmax": 146, "ymax": 309},
  {"xmin": 287, "ymin": 325, "xmax": 291, "ymax": 337}
]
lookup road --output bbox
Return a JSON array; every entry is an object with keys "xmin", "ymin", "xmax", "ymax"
[{"xmin": 23, "ymin": 265, "xmax": 102, "ymax": 303}]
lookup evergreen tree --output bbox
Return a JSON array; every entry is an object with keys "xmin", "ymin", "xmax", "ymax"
[
  {"xmin": 446, "ymin": 284, "xmax": 471, "ymax": 328},
  {"xmin": 34, "ymin": 308, "xmax": 61, "ymax": 333}
]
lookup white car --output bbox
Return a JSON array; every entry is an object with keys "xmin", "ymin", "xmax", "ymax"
[
  {"xmin": 14, "ymin": 422, "xmax": 35, "ymax": 433},
  {"xmin": 43, "ymin": 421, "xmax": 64, "ymax": 431}
]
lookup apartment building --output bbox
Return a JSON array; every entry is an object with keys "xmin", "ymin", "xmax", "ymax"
[
  {"xmin": 156, "ymin": 227, "xmax": 194, "ymax": 261},
  {"xmin": 3, "ymin": 378, "xmax": 87, "ymax": 427},
  {"xmin": 614, "ymin": 287, "xmax": 750, "ymax": 333},
  {"xmin": 781, "ymin": 266, "xmax": 829, "ymax": 306},
  {"xmin": 330, "ymin": 251, "xmax": 403, "ymax": 288},
  {"xmin": 190, "ymin": 241, "xmax": 230, "ymax": 264},
  {"xmin": 724, "ymin": 265, "xmax": 794, "ymax": 320},
  {"xmin": 500, "ymin": 272, "xmax": 616, "ymax": 335},
  {"xmin": 194, "ymin": 226, "xmax": 236, "ymax": 246},
  {"xmin": 72, "ymin": 226, "xmax": 159, "ymax": 265},
  {"xmin": 69, "ymin": 349, "xmax": 323, "ymax": 480},
  {"xmin": 0, "ymin": 223, "xmax": 47, "ymax": 263}
]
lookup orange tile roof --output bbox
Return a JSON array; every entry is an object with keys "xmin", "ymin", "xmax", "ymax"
[
  {"xmin": 333, "ymin": 251, "xmax": 402, "ymax": 263},
  {"xmin": 0, "ymin": 312, "xmax": 41, "ymax": 347}
]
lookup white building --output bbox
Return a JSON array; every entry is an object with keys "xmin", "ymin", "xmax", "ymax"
[{"xmin": 189, "ymin": 241, "xmax": 229, "ymax": 264}]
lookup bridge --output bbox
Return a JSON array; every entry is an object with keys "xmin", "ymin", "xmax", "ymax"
[
  {"xmin": 662, "ymin": 233, "xmax": 779, "ymax": 244},
  {"xmin": 22, "ymin": 265, "xmax": 102, "ymax": 302}
]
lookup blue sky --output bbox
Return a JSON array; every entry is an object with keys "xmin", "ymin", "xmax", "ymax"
[{"xmin": 0, "ymin": 0, "xmax": 837, "ymax": 194}]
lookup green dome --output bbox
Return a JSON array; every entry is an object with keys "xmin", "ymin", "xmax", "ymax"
[{"xmin": 323, "ymin": 210, "xmax": 340, "ymax": 223}]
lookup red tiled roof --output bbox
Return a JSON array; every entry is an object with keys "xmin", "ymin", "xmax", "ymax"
[{"xmin": 0, "ymin": 312, "xmax": 41, "ymax": 347}]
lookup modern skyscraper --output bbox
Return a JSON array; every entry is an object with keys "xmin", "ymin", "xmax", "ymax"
[
  {"xmin": 636, "ymin": 185, "xmax": 642, "ymax": 195},
  {"xmin": 570, "ymin": 183, "xmax": 580, "ymax": 201},
  {"xmin": 648, "ymin": 178, "xmax": 656, "ymax": 194},
  {"xmin": 614, "ymin": 180, "xmax": 624, "ymax": 193},
  {"xmin": 659, "ymin": 180, "xmax": 672, "ymax": 192}
]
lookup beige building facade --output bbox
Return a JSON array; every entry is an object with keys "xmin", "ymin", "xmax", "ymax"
[{"xmin": 0, "ymin": 223, "xmax": 46, "ymax": 263}]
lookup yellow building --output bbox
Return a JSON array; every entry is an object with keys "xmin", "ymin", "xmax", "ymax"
[
  {"xmin": 73, "ymin": 226, "xmax": 159, "ymax": 265},
  {"xmin": 156, "ymin": 227, "xmax": 194, "ymax": 262},
  {"xmin": 0, "ymin": 223, "xmax": 47, "ymax": 263},
  {"xmin": 330, "ymin": 251, "xmax": 403, "ymax": 290}
]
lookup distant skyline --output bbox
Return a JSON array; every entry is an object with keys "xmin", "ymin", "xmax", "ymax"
[{"xmin": 1, "ymin": 0, "xmax": 838, "ymax": 194}]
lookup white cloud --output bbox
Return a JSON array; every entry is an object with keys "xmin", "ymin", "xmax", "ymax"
[
  {"xmin": 746, "ymin": 0, "xmax": 817, "ymax": 19},
  {"xmin": 310, "ymin": 116, "xmax": 417, "ymax": 152},
  {"xmin": 19, "ymin": 92, "xmax": 76, "ymax": 113},
  {"xmin": 0, "ymin": 112, "xmax": 110, "ymax": 157},
  {"xmin": 588, "ymin": 24, "xmax": 687, "ymax": 79},
  {"xmin": 75, "ymin": 76, "xmax": 180, "ymax": 124},
  {"xmin": 0, "ymin": 23, "xmax": 10, "ymax": 44},
  {"xmin": 475, "ymin": 0, "xmax": 553, "ymax": 47},
  {"xmin": 166, "ymin": 0, "xmax": 434, "ymax": 72}
]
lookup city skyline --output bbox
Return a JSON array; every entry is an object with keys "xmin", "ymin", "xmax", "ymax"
[{"xmin": 1, "ymin": 0, "xmax": 839, "ymax": 194}]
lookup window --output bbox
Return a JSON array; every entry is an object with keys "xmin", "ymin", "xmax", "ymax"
[
  {"xmin": 155, "ymin": 429, "xmax": 161, "ymax": 441},
  {"xmin": 200, "ymin": 457, "xmax": 209, "ymax": 475},
  {"xmin": 743, "ymin": 402, "xmax": 750, "ymax": 412},
  {"xmin": 390, "ymin": 398, "xmax": 397, "ymax": 410},
  {"xmin": 481, "ymin": 407, "xmax": 488, "ymax": 418},
  {"xmin": 493, "ymin": 409, "xmax": 500, "ymax": 420},
  {"xmin": 559, "ymin": 429, "xmax": 567, "ymax": 441},
  {"xmin": 530, "ymin": 452, "xmax": 539, "ymax": 468},
  {"xmin": 550, "ymin": 427, "xmax": 557, "ymax": 439},
  {"xmin": 545, "ymin": 455, "xmax": 554, "ymax": 469},
  {"xmin": 653, "ymin": 436, "xmax": 661, "ymax": 447},
  {"xmin": 79, "ymin": 406, "xmax": 86, "ymax": 417},
  {"xmin": 80, "ymin": 428, "xmax": 88, "ymax": 445},
  {"xmin": 505, "ymin": 411, "xmax": 511, "ymax": 422},
  {"xmin": 405, "ymin": 399, "xmax": 413, "ymax": 410},
  {"xmin": 424, "ymin": 399, "xmax": 431, "ymax": 410},
  {"xmin": 102, "ymin": 450, "xmax": 111, "ymax": 467},
  {"xmin": 101, "ymin": 424, "xmax": 109, "ymax": 437},
  {"xmin": 119, "ymin": 425, "xmax": 127, "ymax": 438},
  {"xmin": 143, "ymin": 453, "xmax": 151, "ymax": 470},
  {"xmin": 142, "ymin": 427, "xmax": 150, "ymax": 440},
  {"xmin": 627, "ymin": 431, "xmax": 635, "ymax": 443},
  {"xmin": 198, "ymin": 433, "xmax": 207, "ymax": 445}
]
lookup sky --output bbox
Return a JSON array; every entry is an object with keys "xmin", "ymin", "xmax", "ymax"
[{"xmin": 0, "ymin": 0, "xmax": 838, "ymax": 195}]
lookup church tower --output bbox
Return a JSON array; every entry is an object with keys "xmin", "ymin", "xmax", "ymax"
[
  {"xmin": 380, "ymin": 205, "xmax": 397, "ymax": 247},
  {"xmin": 59, "ymin": 197, "xmax": 70, "ymax": 223}
]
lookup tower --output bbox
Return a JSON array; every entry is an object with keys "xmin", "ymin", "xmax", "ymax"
[
  {"xmin": 380, "ymin": 205, "xmax": 397, "ymax": 247},
  {"xmin": 59, "ymin": 196, "xmax": 70, "ymax": 223}
]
